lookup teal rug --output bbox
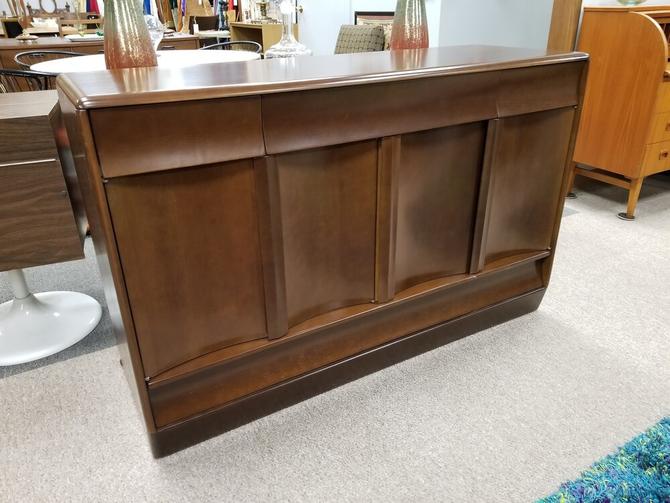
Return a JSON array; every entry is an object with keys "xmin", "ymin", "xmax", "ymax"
[{"xmin": 539, "ymin": 417, "xmax": 670, "ymax": 503}]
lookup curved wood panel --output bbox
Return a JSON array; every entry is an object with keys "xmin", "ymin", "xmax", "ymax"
[
  {"xmin": 106, "ymin": 161, "xmax": 268, "ymax": 377},
  {"xmin": 276, "ymin": 141, "xmax": 377, "ymax": 327},
  {"xmin": 484, "ymin": 108, "xmax": 575, "ymax": 264},
  {"xmin": 395, "ymin": 123, "xmax": 485, "ymax": 293},
  {"xmin": 574, "ymin": 11, "xmax": 667, "ymax": 177}
]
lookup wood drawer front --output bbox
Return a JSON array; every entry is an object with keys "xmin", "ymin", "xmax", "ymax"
[
  {"xmin": 262, "ymin": 72, "xmax": 499, "ymax": 154},
  {"xmin": 484, "ymin": 107, "xmax": 575, "ymax": 264},
  {"xmin": 90, "ymin": 97, "xmax": 264, "ymax": 178},
  {"xmin": 657, "ymin": 82, "xmax": 670, "ymax": 113},
  {"xmin": 105, "ymin": 160, "xmax": 269, "ymax": 377},
  {"xmin": 262, "ymin": 62, "xmax": 584, "ymax": 155},
  {"xmin": 0, "ymin": 115, "xmax": 56, "ymax": 164},
  {"xmin": 0, "ymin": 159, "xmax": 82, "ymax": 271},
  {"xmin": 642, "ymin": 141, "xmax": 670, "ymax": 175},
  {"xmin": 649, "ymin": 112, "xmax": 670, "ymax": 143},
  {"xmin": 159, "ymin": 38, "xmax": 198, "ymax": 50}
]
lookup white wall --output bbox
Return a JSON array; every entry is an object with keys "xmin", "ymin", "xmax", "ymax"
[
  {"xmin": 440, "ymin": 0, "xmax": 554, "ymax": 49},
  {"xmin": 298, "ymin": 0, "xmax": 351, "ymax": 56},
  {"xmin": 300, "ymin": 0, "xmax": 444, "ymax": 56},
  {"xmin": 301, "ymin": 0, "xmax": 554, "ymax": 55}
]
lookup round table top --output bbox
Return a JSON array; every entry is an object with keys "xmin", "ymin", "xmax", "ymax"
[{"xmin": 30, "ymin": 49, "xmax": 260, "ymax": 74}]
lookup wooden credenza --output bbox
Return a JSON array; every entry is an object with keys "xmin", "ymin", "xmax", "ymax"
[
  {"xmin": 0, "ymin": 34, "xmax": 199, "ymax": 71},
  {"xmin": 572, "ymin": 5, "xmax": 670, "ymax": 219},
  {"xmin": 58, "ymin": 46, "xmax": 587, "ymax": 456}
]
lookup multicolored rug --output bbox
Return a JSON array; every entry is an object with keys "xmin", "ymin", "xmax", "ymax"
[{"xmin": 539, "ymin": 417, "xmax": 670, "ymax": 503}]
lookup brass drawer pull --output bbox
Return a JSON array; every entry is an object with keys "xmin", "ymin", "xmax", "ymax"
[
  {"xmin": 665, "ymin": 122, "xmax": 670, "ymax": 132},
  {"xmin": 659, "ymin": 150, "xmax": 669, "ymax": 160}
]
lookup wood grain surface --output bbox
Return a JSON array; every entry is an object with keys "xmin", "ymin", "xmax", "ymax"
[
  {"xmin": 547, "ymin": 0, "xmax": 583, "ymax": 52},
  {"xmin": 0, "ymin": 160, "xmax": 82, "ymax": 271},
  {"xmin": 57, "ymin": 46, "xmax": 588, "ymax": 109},
  {"xmin": 58, "ymin": 48, "xmax": 587, "ymax": 453},
  {"xmin": 105, "ymin": 161, "xmax": 269, "ymax": 377},
  {"xmin": 574, "ymin": 11, "xmax": 667, "ymax": 178},
  {"xmin": 275, "ymin": 141, "xmax": 378, "ymax": 327}
]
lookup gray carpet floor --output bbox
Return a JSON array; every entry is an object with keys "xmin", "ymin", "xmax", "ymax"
[{"xmin": 1, "ymin": 175, "xmax": 669, "ymax": 502}]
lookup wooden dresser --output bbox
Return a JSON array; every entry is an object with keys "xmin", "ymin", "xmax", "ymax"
[
  {"xmin": 0, "ymin": 90, "xmax": 85, "ymax": 272},
  {"xmin": 58, "ymin": 46, "xmax": 587, "ymax": 456},
  {"xmin": 572, "ymin": 5, "xmax": 670, "ymax": 219}
]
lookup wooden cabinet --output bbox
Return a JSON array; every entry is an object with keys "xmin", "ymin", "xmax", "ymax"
[
  {"xmin": 58, "ymin": 46, "xmax": 587, "ymax": 456},
  {"xmin": 229, "ymin": 22, "xmax": 298, "ymax": 53},
  {"xmin": 572, "ymin": 5, "xmax": 670, "ymax": 219},
  {"xmin": 484, "ymin": 109, "xmax": 575, "ymax": 264}
]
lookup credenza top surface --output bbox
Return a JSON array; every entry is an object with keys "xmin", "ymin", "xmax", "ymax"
[{"xmin": 57, "ymin": 45, "xmax": 588, "ymax": 110}]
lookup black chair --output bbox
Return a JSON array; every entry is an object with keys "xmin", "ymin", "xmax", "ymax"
[
  {"xmin": 14, "ymin": 50, "xmax": 86, "ymax": 70},
  {"xmin": 1, "ymin": 18, "xmax": 23, "ymax": 38},
  {"xmin": 0, "ymin": 69, "xmax": 48, "ymax": 93},
  {"xmin": 200, "ymin": 41, "xmax": 262, "ymax": 53}
]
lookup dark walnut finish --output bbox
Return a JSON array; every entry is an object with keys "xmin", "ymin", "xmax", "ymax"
[
  {"xmin": 0, "ymin": 91, "xmax": 85, "ymax": 272},
  {"xmin": 58, "ymin": 46, "xmax": 588, "ymax": 456}
]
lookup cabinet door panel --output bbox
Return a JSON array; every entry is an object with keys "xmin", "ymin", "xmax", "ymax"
[
  {"xmin": 276, "ymin": 141, "xmax": 377, "ymax": 327},
  {"xmin": 106, "ymin": 161, "xmax": 268, "ymax": 377},
  {"xmin": 395, "ymin": 123, "xmax": 485, "ymax": 292},
  {"xmin": 484, "ymin": 108, "xmax": 574, "ymax": 263}
]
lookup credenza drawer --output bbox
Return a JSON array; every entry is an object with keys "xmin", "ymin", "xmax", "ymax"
[
  {"xmin": 158, "ymin": 37, "xmax": 198, "ymax": 50},
  {"xmin": 642, "ymin": 140, "xmax": 670, "ymax": 175},
  {"xmin": 89, "ymin": 97, "xmax": 264, "ymax": 178}
]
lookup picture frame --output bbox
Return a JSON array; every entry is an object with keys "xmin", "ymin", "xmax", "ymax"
[{"xmin": 354, "ymin": 11, "xmax": 394, "ymax": 50}]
